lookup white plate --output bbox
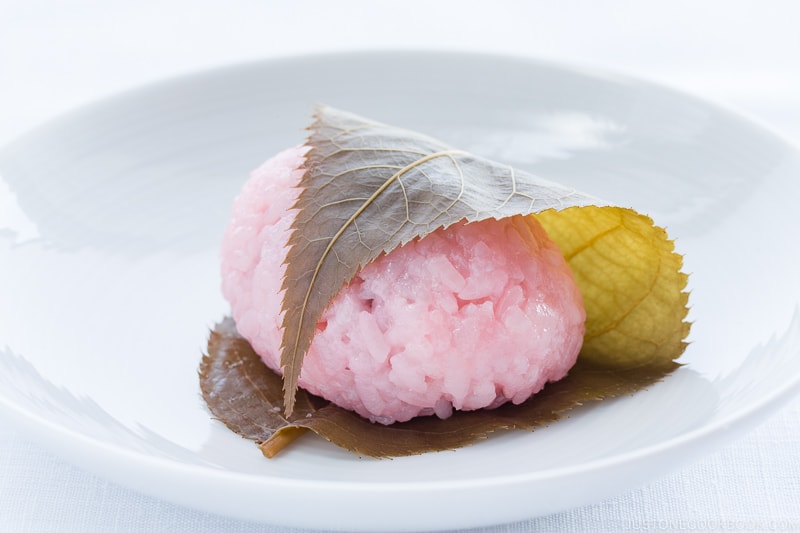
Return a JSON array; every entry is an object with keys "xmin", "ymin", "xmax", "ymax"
[{"xmin": 2, "ymin": 51, "xmax": 800, "ymax": 532}]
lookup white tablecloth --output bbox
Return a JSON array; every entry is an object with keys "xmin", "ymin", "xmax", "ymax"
[{"xmin": 2, "ymin": 2, "xmax": 800, "ymax": 531}]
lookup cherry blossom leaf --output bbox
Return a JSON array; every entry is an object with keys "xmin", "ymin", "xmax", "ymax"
[
  {"xmin": 280, "ymin": 105, "xmax": 601, "ymax": 414},
  {"xmin": 201, "ymin": 318, "xmax": 679, "ymax": 458},
  {"xmin": 536, "ymin": 206, "xmax": 690, "ymax": 367}
]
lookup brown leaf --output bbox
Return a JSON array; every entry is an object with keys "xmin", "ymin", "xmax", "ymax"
[
  {"xmin": 199, "ymin": 317, "xmax": 320, "ymax": 446},
  {"xmin": 201, "ymin": 318, "xmax": 679, "ymax": 458},
  {"xmin": 280, "ymin": 105, "xmax": 601, "ymax": 414}
]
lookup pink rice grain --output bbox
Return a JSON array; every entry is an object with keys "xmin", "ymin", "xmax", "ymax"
[{"xmin": 220, "ymin": 146, "xmax": 586, "ymax": 424}]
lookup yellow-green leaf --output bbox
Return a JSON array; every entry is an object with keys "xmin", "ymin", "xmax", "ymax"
[{"xmin": 536, "ymin": 206, "xmax": 690, "ymax": 367}]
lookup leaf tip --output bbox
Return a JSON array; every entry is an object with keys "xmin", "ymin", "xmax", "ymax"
[{"xmin": 282, "ymin": 379, "xmax": 297, "ymax": 417}]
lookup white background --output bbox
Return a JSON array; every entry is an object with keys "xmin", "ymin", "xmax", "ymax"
[{"xmin": 2, "ymin": 1, "xmax": 800, "ymax": 532}]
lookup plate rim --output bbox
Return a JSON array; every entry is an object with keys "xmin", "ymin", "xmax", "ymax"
[{"xmin": 2, "ymin": 48, "xmax": 798, "ymax": 156}]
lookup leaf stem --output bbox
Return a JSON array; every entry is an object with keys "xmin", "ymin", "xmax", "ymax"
[{"xmin": 258, "ymin": 427, "xmax": 309, "ymax": 458}]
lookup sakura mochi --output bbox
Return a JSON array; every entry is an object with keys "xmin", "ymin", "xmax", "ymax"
[{"xmin": 220, "ymin": 146, "xmax": 586, "ymax": 424}]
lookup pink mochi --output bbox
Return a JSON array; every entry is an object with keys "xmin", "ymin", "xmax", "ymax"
[{"xmin": 220, "ymin": 146, "xmax": 586, "ymax": 424}]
